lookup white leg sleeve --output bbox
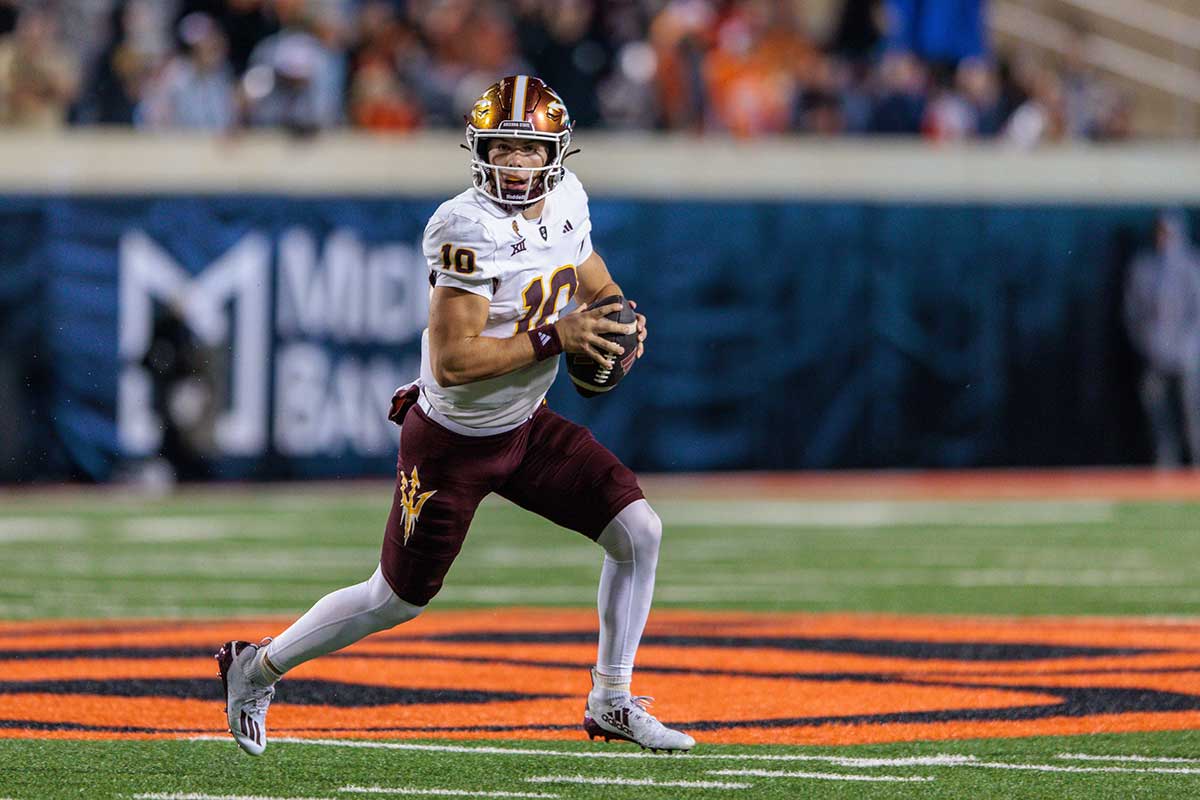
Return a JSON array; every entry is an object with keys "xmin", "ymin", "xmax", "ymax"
[
  {"xmin": 595, "ymin": 499, "xmax": 662, "ymax": 679},
  {"xmin": 263, "ymin": 564, "xmax": 423, "ymax": 677}
]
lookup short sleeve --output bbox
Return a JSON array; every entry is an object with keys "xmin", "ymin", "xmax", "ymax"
[{"xmin": 422, "ymin": 211, "xmax": 500, "ymax": 299}]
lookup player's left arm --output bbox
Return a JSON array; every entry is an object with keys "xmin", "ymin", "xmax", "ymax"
[{"xmin": 576, "ymin": 250, "xmax": 647, "ymax": 359}]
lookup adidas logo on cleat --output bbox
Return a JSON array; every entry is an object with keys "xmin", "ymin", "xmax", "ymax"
[
  {"xmin": 601, "ymin": 707, "xmax": 634, "ymax": 737},
  {"xmin": 239, "ymin": 710, "xmax": 263, "ymax": 747}
]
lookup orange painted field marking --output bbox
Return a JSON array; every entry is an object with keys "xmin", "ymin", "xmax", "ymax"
[{"xmin": 3, "ymin": 610, "xmax": 1200, "ymax": 745}]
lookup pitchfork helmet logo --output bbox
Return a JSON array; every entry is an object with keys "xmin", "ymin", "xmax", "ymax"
[{"xmin": 398, "ymin": 465, "xmax": 437, "ymax": 544}]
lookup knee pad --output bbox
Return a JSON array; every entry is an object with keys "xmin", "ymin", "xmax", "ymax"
[
  {"xmin": 598, "ymin": 500, "xmax": 662, "ymax": 563},
  {"xmin": 367, "ymin": 565, "xmax": 424, "ymax": 627}
]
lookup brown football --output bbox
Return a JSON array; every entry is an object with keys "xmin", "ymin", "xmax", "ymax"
[{"xmin": 565, "ymin": 295, "xmax": 638, "ymax": 398}]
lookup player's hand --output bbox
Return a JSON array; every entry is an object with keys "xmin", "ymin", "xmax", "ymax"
[
  {"xmin": 629, "ymin": 299, "xmax": 647, "ymax": 359},
  {"xmin": 554, "ymin": 302, "xmax": 636, "ymax": 367}
]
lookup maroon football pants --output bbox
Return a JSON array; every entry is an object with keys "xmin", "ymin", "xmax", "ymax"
[{"xmin": 380, "ymin": 401, "xmax": 644, "ymax": 606}]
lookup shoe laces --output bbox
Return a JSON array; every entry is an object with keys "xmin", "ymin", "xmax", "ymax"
[
  {"xmin": 630, "ymin": 695, "xmax": 654, "ymax": 711},
  {"xmin": 623, "ymin": 696, "xmax": 666, "ymax": 729}
]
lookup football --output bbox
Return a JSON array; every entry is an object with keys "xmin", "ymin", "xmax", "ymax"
[{"xmin": 566, "ymin": 294, "xmax": 638, "ymax": 397}]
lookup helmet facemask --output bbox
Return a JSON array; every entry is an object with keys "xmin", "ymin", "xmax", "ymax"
[{"xmin": 467, "ymin": 126, "xmax": 571, "ymax": 207}]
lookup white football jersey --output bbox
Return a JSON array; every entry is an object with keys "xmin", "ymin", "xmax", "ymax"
[{"xmin": 417, "ymin": 169, "xmax": 594, "ymax": 430}]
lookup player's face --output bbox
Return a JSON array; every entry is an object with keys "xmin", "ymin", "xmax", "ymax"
[{"xmin": 487, "ymin": 139, "xmax": 549, "ymax": 194}]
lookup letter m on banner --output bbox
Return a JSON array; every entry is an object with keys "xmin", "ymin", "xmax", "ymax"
[{"xmin": 118, "ymin": 230, "xmax": 271, "ymax": 457}]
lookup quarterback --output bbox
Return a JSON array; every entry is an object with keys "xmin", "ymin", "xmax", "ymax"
[{"xmin": 217, "ymin": 76, "xmax": 694, "ymax": 754}]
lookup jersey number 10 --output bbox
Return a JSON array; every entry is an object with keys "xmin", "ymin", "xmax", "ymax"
[
  {"xmin": 440, "ymin": 244, "xmax": 477, "ymax": 274},
  {"xmin": 516, "ymin": 265, "xmax": 577, "ymax": 333}
]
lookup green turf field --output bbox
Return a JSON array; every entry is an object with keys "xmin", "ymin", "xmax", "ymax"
[
  {"xmin": 3, "ymin": 489, "xmax": 1200, "ymax": 618},
  {"xmin": 3, "ymin": 484, "xmax": 1200, "ymax": 799},
  {"xmin": 6, "ymin": 733, "xmax": 1200, "ymax": 800}
]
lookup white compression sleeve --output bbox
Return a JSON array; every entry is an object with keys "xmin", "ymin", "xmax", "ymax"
[
  {"xmin": 262, "ymin": 564, "xmax": 423, "ymax": 677},
  {"xmin": 595, "ymin": 499, "xmax": 662, "ymax": 679}
]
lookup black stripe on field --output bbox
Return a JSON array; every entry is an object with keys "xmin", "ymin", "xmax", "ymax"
[
  {"xmin": 13, "ymin": 647, "xmax": 1195, "ymax": 691},
  {"xmin": 0, "ymin": 718, "xmax": 208, "ymax": 734},
  {"xmin": 0, "ymin": 647, "xmax": 216, "ymax": 660},
  {"xmin": 0, "ymin": 679, "xmax": 566, "ymax": 706},
  {"xmin": 416, "ymin": 631, "xmax": 1161, "ymax": 661},
  {"xmin": 678, "ymin": 686, "xmax": 1200, "ymax": 731}
]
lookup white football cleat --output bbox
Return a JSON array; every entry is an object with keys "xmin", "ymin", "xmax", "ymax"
[
  {"xmin": 583, "ymin": 693, "xmax": 695, "ymax": 753},
  {"xmin": 215, "ymin": 639, "xmax": 275, "ymax": 756}
]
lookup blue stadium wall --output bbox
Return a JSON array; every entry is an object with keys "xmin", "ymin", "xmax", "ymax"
[{"xmin": 0, "ymin": 193, "xmax": 1186, "ymax": 480}]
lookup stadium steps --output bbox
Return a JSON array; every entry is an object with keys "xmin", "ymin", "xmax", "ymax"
[{"xmin": 990, "ymin": 0, "xmax": 1200, "ymax": 137}]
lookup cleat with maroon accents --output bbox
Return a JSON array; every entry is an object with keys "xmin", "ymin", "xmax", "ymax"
[
  {"xmin": 215, "ymin": 640, "xmax": 275, "ymax": 756},
  {"xmin": 583, "ymin": 695, "xmax": 695, "ymax": 753}
]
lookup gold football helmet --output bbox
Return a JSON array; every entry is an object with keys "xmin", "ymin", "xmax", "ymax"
[{"xmin": 465, "ymin": 75, "xmax": 573, "ymax": 206}]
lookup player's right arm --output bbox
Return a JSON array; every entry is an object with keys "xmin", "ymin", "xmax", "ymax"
[
  {"xmin": 429, "ymin": 288, "xmax": 633, "ymax": 386},
  {"xmin": 424, "ymin": 211, "xmax": 631, "ymax": 386}
]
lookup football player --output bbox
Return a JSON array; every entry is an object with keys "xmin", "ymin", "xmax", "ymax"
[{"xmin": 217, "ymin": 75, "xmax": 694, "ymax": 754}]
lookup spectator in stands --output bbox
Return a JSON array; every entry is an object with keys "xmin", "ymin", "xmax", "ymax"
[
  {"xmin": 703, "ymin": 0, "xmax": 816, "ymax": 137},
  {"xmin": 1124, "ymin": 211, "xmax": 1200, "ymax": 468},
  {"xmin": 868, "ymin": 49, "xmax": 926, "ymax": 134},
  {"xmin": 0, "ymin": 7, "xmax": 80, "ymax": 127},
  {"xmin": 1004, "ymin": 64, "xmax": 1066, "ymax": 147},
  {"xmin": 192, "ymin": 0, "xmax": 280, "ymax": 76},
  {"xmin": 243, "ymin": 0, "xmax": 345, "ymax": 135},
  {"xmin": 344, "ymin": 0, "xmax": 421, "ymax": 131},
  {"xmin": 648, "ymin": 0, "xmax": 712, "ymax": 131},
  {"xmin": 0, "ymin": 0, "xmax": 1145, "ymax": 141},
  {"xmin": 519, "ymin": 0, "xmax": 606, "ymax": 128},
  {"xmin": 591, "ymin": 3, "xmax": 658, "ymax": 129},
  {"xmin": 141, "ymin": 12, "xmax": 237, "ymax": 130},
  {"xmin": 72, "ymin": 0, "xmax": 167, "ymax": 125},
  {"xmin": 349, "ymin": 59, "xmax": 421, "ymax": 131},
  {"xmin": 794, "ymin": 56, "xmax": 848, "ymax": 135},
  {"xmin": 923, "ymin": 56, "xmax": 1002, "ymax": 140}
]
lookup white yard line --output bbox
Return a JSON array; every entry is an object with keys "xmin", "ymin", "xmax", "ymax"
[
  {"xmin": 654, "ymin": 500, "xmax": 1113, "ymax": 528},
  {"xmin": 753, "ymin": 755, "xmax": 975, "ymax": 767},
  {"xmin": 188, "ymin": 737, "xmax": 970, "ymax": 765},
  {"xmin": 342, "ymin": 787, "xmax": 559, "ymax": 798},
  {"xmin": 969, "ymin": 761, "xmax": 1200, "ymax": 775},
  {"xmin": 944, "ymin": 568, "xmax": 1186, "ymax": 588},
  {"xmin": 117, "ymin": 517, "xmax": 298, "ymax": 542},
  {"xmin": 1057, "ymin": 753, "xmax": 1200, "ymax": 764},
  {"xmin": 0, "ymin": 517, "xmax": 87, "ymax": 542},
  {"xmin": 708, "ymin": 769, "xmax": 934, "ymax": 783},
  {"xmin": 526, "ymin": 774, "xmax": 749, "ymax": 789}
]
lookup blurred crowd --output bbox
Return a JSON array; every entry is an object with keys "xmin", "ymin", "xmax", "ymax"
[{"xmin": 0, "ymin": 0, "xmax": 1132, "ymax": 143}]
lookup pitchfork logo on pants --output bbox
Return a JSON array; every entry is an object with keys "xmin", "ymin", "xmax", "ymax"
[{"xmin": 398, "ymin": 466, "xmax": 437, "ymax": 544}]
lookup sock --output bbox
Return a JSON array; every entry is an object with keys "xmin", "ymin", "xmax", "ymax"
[
  {"xmin": 592, "ymin": 499, "xmax": 662, "ymax": 705},
  {"xmin": 247, "ymin": 646, "xmax": 283, "ymax": 688},
  {"xmin": 254, "ymin": 565, "xmax": 423, "ymax": 683},
  {"xmin": 590, "ymin": 668, "xmax": 631, "ymax": 705}
]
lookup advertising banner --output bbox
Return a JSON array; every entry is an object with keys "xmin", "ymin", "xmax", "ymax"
[{"xmin": 0, "ymin": 195, "xmax": 1188, "ymax": 479}]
